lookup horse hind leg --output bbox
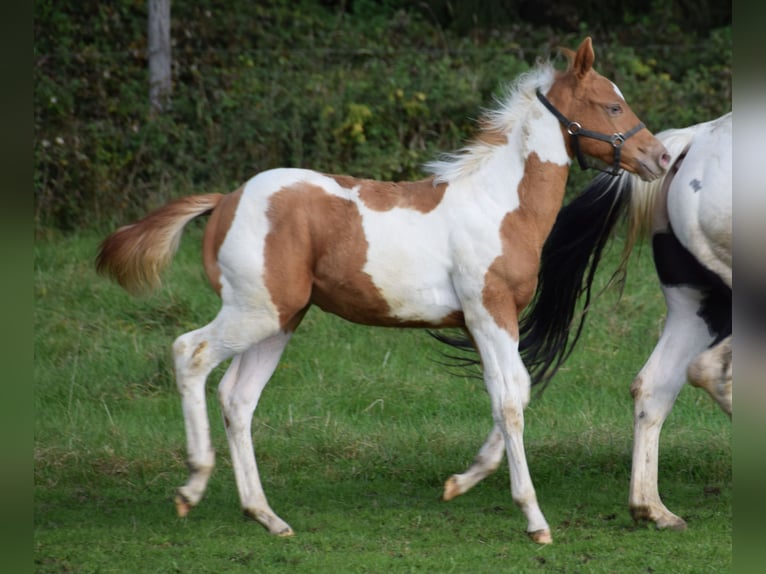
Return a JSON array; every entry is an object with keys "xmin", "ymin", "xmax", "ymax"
[
  {"xmin": 172, "ymin": 323, "xmax": 234, "ymax": 517},
  {"xmin": 218, "ymin": 332, "xmax": 295, "ymax": 536},
  {"xmin": 629, "ymin": 286, "xmax": 714, "ymax": 530},
  {"xmin": 687, "ymin": 335, "xmax": 732, "ymax": 417},
  {"xmin": 443, "ymin": 424, "xmax": 504, "ymax": 501},
  {"xmin": 172, "ymin": 307, "xmax": 283, "ymax": 519}
]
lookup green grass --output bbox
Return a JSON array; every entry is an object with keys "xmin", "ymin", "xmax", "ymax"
[{"xmin": 34, "ymin": 226, "xmax": 731, "ymax": 573}]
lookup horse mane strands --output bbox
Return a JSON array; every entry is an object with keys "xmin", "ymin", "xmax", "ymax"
[
  {"xmin": 96, "ymin": 194, "xmax": 223, "ymax": 294},
  {"xmin": 424, "ymin": 61, "xmax": 557, "ymax": 185}
]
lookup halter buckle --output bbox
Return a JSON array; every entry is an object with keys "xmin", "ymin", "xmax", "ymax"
[
  {"xmin": 566, "ymin": 122, "xmax": 582, "ymax": 136},
  {"xmin": 611, "ymin": 133, "xmax": 625, "ymax": 147}
]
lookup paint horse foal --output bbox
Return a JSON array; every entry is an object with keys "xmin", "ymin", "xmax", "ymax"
[
  {"xmin": 443, "ymin": 112, "xmax": 731, "ymax": 531},
  {"xmin": 96, "ymin": 38, "xmax": 669, "ymax": 543}
]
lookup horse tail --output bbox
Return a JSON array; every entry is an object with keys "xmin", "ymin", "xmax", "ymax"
[
  {"xmin": 518, "ymin": 172, "xmax": 633, "ymax": 390},
  {"xmin": 96, "ymin": 193, "xmax": 224, "ymax": 294},
  {"xmin": 521, "ymin": 124, "xmax": 699, "ymax": 391}
]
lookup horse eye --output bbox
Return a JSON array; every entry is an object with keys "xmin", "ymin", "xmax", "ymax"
[{"xmin": 606, "ymin": 103, "xmax": 623, "ymax": 116}]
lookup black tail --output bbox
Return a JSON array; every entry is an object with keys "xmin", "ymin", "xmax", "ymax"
[
  {"xmin": 519, "ymin": 172, "xmax": 633, "ymax": 389},
  {"xmin": 430, "ymin": 171, "xmax": 634, "ymax": 391}
]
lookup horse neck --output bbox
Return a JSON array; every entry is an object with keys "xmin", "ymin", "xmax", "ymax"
[
  {"xmin": 462, "ymin": 112, "xmax": 571, "ymax": 249},
  {"xmin": 514, "ymin": 150, "xmax": 571, "ymax": 250}
]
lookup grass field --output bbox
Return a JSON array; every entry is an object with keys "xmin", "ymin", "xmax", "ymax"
[{"xmin": 34, "ymin": 225, "xmax": 731, "ymax": 573}]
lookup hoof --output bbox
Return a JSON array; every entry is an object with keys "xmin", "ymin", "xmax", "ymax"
[
  {"xmin": 528, "ymin": 529, "xmax": 553, "ymax": 544},
  {"xmin": 656, "ymin": 515, "xmax": 688, "ymax": 531},
  {"xmin": 244, "ymin": 508, "xmax": 294, "ymax": 537},
  {"xmin": 442, "ymin": 476, "xmax": 462, "ymax": 501},
  {"xmin": 631, "ymin": 505, "xmax": 687, "ymax": 531},
  {"xmin": 174, "ymin": 493, "xmax": 193, "ymax": 518}
]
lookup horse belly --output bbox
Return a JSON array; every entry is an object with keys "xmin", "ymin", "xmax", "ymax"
[{"xmin": 312, "ymin": 260, "xmax": 462, "ymax": 327}]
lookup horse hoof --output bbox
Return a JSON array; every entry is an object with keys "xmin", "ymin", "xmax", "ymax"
[
  {"xmin": 277, "ymin": 527, "xmax": 295, "ymax": 538},
  {"xmin": 442, "ymin": 476, "xmax": 462, "ymax": 501},
  {"xmin": 656, "ymin": 515, "xmax": 687, "ymax": 531},
  {"xmin": 528, "ymin": 529, "xmax": 553, "ymax": 544},
  {"xmin": 631, "ymin": 505, "xmax": 687, "ymax": 531},
  {"xmin": 174, "ymin": 493, "xmax": 193, "ymax": 518}
]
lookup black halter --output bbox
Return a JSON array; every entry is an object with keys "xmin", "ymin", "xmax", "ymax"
[{"xmin": 535, "ymin": 89, "xmax": 644, "ymax": 176}]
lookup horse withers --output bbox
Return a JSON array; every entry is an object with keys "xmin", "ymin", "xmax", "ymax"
[{"xmin": 96, "ymin": 38, "xmax": 669, "ymax": 544}]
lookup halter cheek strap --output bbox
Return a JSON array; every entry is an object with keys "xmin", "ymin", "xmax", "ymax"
[{"xmin": 535, "ymin": 89, "xmax": 644, "ymax": 176}]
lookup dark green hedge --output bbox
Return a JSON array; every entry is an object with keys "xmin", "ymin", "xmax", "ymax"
[{"xmin": 34, "ymin": 0, "xmax": 731, "ymax": 232}]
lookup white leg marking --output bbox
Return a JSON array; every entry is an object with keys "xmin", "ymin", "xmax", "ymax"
[
  {"xmin": 219, "ymin": 332, "xmax": 294, "ymax": 536},
  {"xmin": 172, "ymin": 328, "xmax": 229, "ymax": 514},
  {"xmin": 687, "ymin": 335, "xmax": 732, "ymax": 417},
  {"xmin": 443, "ymin": 425, "xmax": 504, "ymax": 501},
  {"xmin": 629, "ymin": 286, "xmax": 714, "ymax": 530},
  {"xmin": 172, "ymin": 305, "xmax": 282, "ymax": 518},
  {"xmin": 470, "ymin": 322, "xmax": 551, "ymax": 543}
]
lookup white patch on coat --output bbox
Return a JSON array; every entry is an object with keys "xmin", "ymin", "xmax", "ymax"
[
  {"xmin": 611, "ymin": 81, "xmax": 625, "ymax": 100},
  {"xmin": 665, "ymin": 113, "xmax": 732, "ymax": 286}
]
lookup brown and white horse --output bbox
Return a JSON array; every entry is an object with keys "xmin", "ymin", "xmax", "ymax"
[{"xmin": 96, "ymin": 38, "xmax": 669, "ymax": 544}]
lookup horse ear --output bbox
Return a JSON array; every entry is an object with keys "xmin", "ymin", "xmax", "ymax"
[{"xmin": 573, "ymin": 37, "xmax": 595, "ymax": 78}]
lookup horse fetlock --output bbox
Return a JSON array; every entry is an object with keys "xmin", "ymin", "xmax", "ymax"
[
  {"xmin": 244, "ymin": 508, "xmax": 294, "ymax": 536},
  {"xmin": 174, "ymin": 490, "xmax": 195, "ymax": 517},
  {"xmin": 442, "ymin": 475, "xmax": 465, "ymax": 501}
]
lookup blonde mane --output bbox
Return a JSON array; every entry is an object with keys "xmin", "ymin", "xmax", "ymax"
[{"xmin": 425, "ymin": 61, "xmax": 557, "ymax": 184}]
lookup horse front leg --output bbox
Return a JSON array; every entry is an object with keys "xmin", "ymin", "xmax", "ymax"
[
  {"xmin": 471, "ymin": 323, "xmax": 551, "ymax": 544},
  {"xmin": 443, "ymin": 425, "xmax": 504, "ymax": 501}
]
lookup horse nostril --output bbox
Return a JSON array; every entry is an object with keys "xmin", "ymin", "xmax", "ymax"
[{"xmin": 660, "ymin": 151, "xmax": 671, "ymax": 169}]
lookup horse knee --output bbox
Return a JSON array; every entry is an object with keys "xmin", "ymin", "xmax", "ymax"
[
  {"xmin": 630, "ymin": 373, "xmax": 675, "ymax": 423},
  {"xmin": 173, "ymin": 332, "xmax": 216, "ymax": 383}
]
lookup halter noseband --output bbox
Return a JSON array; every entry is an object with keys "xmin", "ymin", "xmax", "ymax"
[{"xmin": 535, "ymin": 89, "xmax": 644, "ymax": 176}]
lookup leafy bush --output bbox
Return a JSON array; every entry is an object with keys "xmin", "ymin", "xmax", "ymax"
[{"xmin": 34, "ymin": 0, "xmax": 731, "ymax": 232}]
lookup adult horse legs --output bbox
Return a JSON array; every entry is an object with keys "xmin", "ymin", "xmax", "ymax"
[
  {"xmin": 629, "ymin": 285, "xmax": 714, "ymax": 529},
  {"xmin": 687, "ymin": 335, "xmax": 732, "ymax": 417},
  {"xmin": 217, "ymin": 333, "xmax": 294, "ymax": 535}
]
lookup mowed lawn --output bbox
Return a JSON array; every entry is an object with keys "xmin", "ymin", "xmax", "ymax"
[{"xmin": 34, "ymin": 226, "xmax": 731, "ymax": 573}]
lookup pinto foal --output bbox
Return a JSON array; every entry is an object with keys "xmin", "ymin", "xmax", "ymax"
[{"xmin": 97, "ymin": 37, "xmax": 669, "ymax": 543}]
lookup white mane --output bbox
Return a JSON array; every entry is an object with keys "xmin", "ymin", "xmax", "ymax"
[{"xmin": 425, "ymin": 61, "xmax": 557, "ymax": 185}]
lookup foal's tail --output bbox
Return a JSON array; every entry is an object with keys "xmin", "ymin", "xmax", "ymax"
[
  {"xmin": 96, "ymin": 194, "xmax": 224, "ymax": 293},
  {"xmin": 521, "ymin": 125, "xmax": 698, "ymax": 390}
]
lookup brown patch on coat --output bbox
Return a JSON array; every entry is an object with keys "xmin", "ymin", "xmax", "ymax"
[
  {"xmin": 330, "ymin": 174, "xmax": 447, "ymax": 213},
  {"xmin": 191, "ymin": 340, "xmax": 208, "ymax": 370},
  {"xmin": 263, "ymin": 182, "xmax": 465, "ymax": 330},
  {"xmin": 202, "ymin": 186, "xmax": 244, "ymax": 295},
  {"xmin": 482, "ymin": 153, "xmax": 569, "ymax": 339}
]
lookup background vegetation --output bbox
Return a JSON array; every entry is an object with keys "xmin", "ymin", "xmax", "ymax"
[
  {"xmin": 34, "ymin": 0, "xmax": 731, "ymax": 232},
  {"xmin": 34, "ymin": 1, "xmax": 732, "ymax": 571}
]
